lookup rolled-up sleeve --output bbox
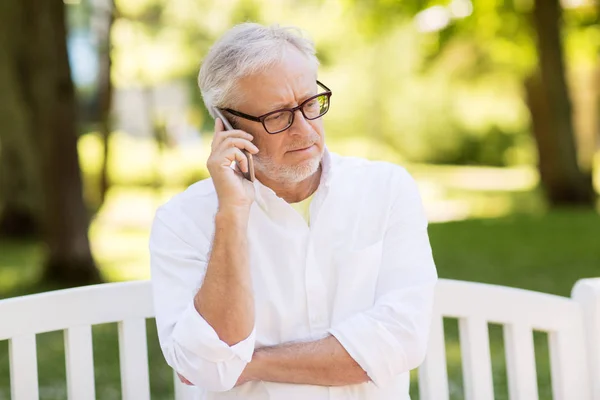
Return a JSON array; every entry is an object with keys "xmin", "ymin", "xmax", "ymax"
[
  {"xmin": 329, "ymin": 168, "xmax": 437, "ymax": 388},
  {"xmin": 149, "ymin": 208, "xmax": 256, "ymax": 392}
]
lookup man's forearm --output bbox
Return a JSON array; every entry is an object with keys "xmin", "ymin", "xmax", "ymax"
[
  {"xmin": 243, "ymin": 335, "xmax": 369, "ymax": 386},
  {"xmin": 195, "ymin": 207, "xmax": 254, "ymax": 346}
]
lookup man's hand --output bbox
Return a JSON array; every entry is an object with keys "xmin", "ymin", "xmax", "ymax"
[
  {"xmin": 206, "ymin": 118, "xmax": 259, "ymax": 212},
  {"xmin": 234, "ymin": 368, "xmax": 255, "ymax": 388}
]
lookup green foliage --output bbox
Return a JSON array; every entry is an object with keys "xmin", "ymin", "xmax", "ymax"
[
  {"xmin": 63, "ymin": 0, "xmax": 600, "ymax": 168},
  {"xmin": 77, "ymin": 132, "xmax": 210, "ymax": 209},
  {"xmin": 335, "ymin": 0, "xmax": 598, "ymax": 166}
]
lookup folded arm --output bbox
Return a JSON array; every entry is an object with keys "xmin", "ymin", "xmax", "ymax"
[{"xmin": 239, "ymin": 334, "xmax": 369, "ymax": 387}]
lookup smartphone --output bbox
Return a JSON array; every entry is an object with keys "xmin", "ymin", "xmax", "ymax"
[{"xmin": 213, "ymin": 107, "xmax": 255, "ymax": 182}]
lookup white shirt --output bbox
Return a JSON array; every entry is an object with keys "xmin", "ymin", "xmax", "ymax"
[{"xmin": 149, "ymin": 148, "xmax": 438, "ymax": 400}]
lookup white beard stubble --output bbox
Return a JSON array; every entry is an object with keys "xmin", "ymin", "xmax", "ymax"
[{"xmin": 253, "ymin": 146, "xmax": 323, "ymax": 183}]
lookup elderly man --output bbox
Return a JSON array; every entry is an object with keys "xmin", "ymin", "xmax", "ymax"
[{"xmin": 150, "ymin": 22, "xmax": 437, "ymax": 399}]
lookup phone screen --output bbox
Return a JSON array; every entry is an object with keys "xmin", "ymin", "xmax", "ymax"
[{"xmin": 213, "ymin": 108, "xmax": 255, "ymax": 182}]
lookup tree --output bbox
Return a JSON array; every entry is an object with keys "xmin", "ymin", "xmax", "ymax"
[
  {"xmin": 0, "ymin": 0, "xmax": 42, "ymax": 238},
  {"xmin": 96, "ymin": 0, "xmax": 116, "ymax": 206},
  {"xmin": 0, "ymin": 0, "xmax": 102, "ymax": 285},
  {"xmin": 341, "ymin": 0, "xmax": 598, "ymax": 207},
  {"xmin": 527, "ymin": 0, "xmax": 595, "ymax": 205}
]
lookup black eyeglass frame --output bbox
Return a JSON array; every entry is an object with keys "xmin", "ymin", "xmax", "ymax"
[{"xmin": 221, "ymin": 80, "xmax": 332, "ymax": 134}]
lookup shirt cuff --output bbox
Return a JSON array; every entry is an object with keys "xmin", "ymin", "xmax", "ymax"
[
  {"xmin": 329, "ymin": 313, "xmax": 407, "ymax": 387},
  {"xmin": 172, "ymin": 301, "xmax": 256, "ymax": 363}
]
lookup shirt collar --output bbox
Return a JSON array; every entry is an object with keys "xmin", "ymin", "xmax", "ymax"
[{"xmin": 252, "ymin": 145, "xmax": 334, "ymax": 211}]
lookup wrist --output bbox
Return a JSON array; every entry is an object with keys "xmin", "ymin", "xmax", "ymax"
[
  {"xmin": 216, "ymin": 206, "xmax": 250, "ymax": 224},
  {"xmin": 246, "ymin": 349, "xmax": 267, "ymax": 382}
]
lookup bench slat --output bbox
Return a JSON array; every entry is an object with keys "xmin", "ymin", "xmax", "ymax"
[
  {"xmin": 436, "ymin": 280, "xmax": 581, "ymax": 332},
  {"xmin": 419, "ymin": 314, "xmax": 449, "ymax": 400},
  {"xmin": 9, "ymin": 334, "xmax": 39, "ymax": 400},
  {"xmin": 459, "ymin": 317, "xmax": 494, "ymax": 400},
  {"xmin": 572, "ymin": 278, "xmax": 600, "ymax": 400},
  {"xmin": 549, "ymin": 327, "xmax": 591, "ymax": 400},
  {"xmin": 119, "ymin": 318, "xmax": 151, "ymax": 400},
  {"xmin": 503, "ymin": 323, "xmax": 538, "ymax": 400},
  {"xmin": 0, "ymin": 281, "xmax": 154, "ymax": 340},
  {"xmin": 65, "ymin": 325, "xmax": 96, "ymax": 399}
]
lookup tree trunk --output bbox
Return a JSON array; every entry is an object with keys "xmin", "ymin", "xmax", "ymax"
[
  {"xmin": 529, "ymin": 0, "xmax": 595, "ymax": 206},
  {"xmin": 568, "ymin": 65, "xmax": 599, "ymax": 177},
  {"xmin": 0, "ymin": 0, "xmax": 41, "ymax": 238},
  {"xmin": 0, "ymin": 140, "xmax": 40, "ymax": 238},
  {"xmin": 21, "ymin": 0, "xmax": 102, "ymax": 285},
  {"xmin": 97, "ymin": 0, "xmax": 115, "ymax": 206}
]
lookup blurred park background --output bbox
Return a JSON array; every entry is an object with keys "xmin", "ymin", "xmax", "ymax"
[{"xmin": 0, "ymin": 0, "xmax": 599, "ymax": 399}]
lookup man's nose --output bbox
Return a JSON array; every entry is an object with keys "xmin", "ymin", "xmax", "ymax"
[{"xmin": 287, "ymin": 109, "xmax": 312, "ymax": 135}]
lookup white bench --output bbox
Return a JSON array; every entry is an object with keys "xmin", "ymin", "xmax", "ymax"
[{"xmin": 1, "ymin": 278, "xmax": 599, "ymax": 400}]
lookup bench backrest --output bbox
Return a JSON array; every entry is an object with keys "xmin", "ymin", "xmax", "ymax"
[
  {"xmin": 420, "ymin": 279, "xmax": 600, "ymax": 400},
  {"xmin": 1, "ymin": 278, "xmax": 599, "ymax": 399},
  {"xmin": 0, "ymin": 281, "xmax": 160, "ymax": 399}
]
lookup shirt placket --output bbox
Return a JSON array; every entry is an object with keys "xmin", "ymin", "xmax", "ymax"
[
  {"xmin": 305, "ymin": 237, "xmax": 329, "ymax": 337},
  {"xmin": 305, "ymin": 187, "xmax": 330, "ymax": 338}
]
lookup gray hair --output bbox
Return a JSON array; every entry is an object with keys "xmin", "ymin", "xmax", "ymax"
[{"xmin": 198, "ymin": 22, "xmax": 320, "ymax": 118}]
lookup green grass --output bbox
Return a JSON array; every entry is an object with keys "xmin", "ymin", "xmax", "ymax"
[
  {"xmin": 430, "ymin": 209, "xmax": 600, "ymax": 296},
  {"xmin": 1, "ymin": 209, "xmax": 598, "ymax": 399}
]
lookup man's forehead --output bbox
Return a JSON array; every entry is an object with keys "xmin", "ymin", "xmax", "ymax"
[
  {"xmin": 235, "ymin": 66, "xmax": 317, "ymax": 111},
  {"xmin": 268, "ymin": 87, "xmax": 316, "ymax": 109},
  {"xmin": 260, "ymin": 75, "xmax": 316, "ymax": 103}
]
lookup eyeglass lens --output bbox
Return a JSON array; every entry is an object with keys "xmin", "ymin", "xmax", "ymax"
[{"xmin": 263, "ymin": 94, "xmax": 330, "ymax": 133}]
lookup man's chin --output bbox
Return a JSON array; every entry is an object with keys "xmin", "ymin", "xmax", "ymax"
[
  {"xmin": 284, "ymin": 157, "xmax": 322, "ymax": 182},
  {"xmin": 255, "ymin": 155, "xmax": 322, "ymax": 183}
]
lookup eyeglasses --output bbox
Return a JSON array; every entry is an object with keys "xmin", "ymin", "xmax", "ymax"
[{"xmin": 222, "ymin": 80, "xmax": 332, "ymax": 134}]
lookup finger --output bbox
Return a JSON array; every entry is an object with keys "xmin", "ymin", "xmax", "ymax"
[
  {"xmin": 223, "ymin": 147, "xmax": 249, "ymax": 173},
  {"xmin": 211, "ymin": 118, "xmax": 226, "ymax": 149},
  {"xmin": 233, "ymin": 161, "xmax": 245, "ymax": 175},
  {"xmin": 234, "ymin": 375, "xmax": 243, "ymax": 387},
  {"xmin": 177, "ymin": 373, "xmax": 193, "ymax": 386},
  {"xmin": 216, "ymin": 137, "xmax": 259, "ymax": 155},
  {"xmin": 212, "ymin": 129, "xmax": 254, "ymax": 149},
  {"xmin": 233, "ymin": 149, "xmax": 250, "ymax": 174},
  {"xmin": 214, "ymin": 117, "xmax": 224, "ymax": 134}
]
